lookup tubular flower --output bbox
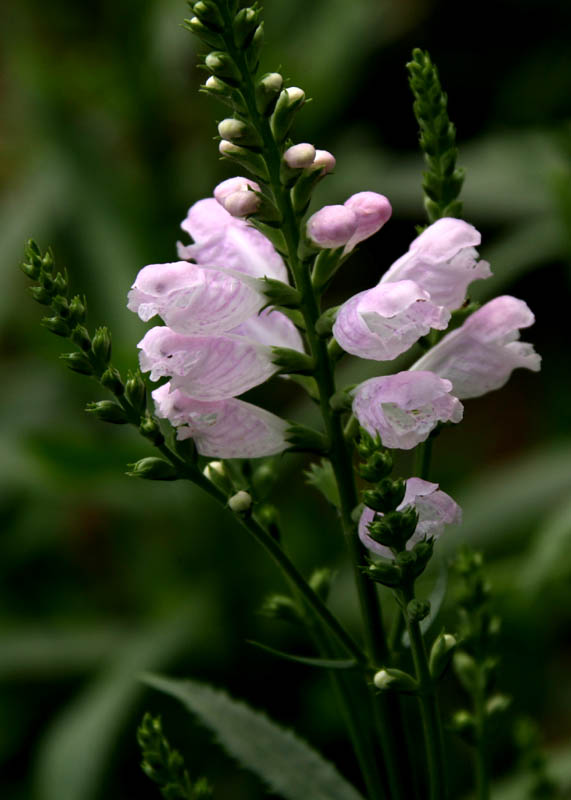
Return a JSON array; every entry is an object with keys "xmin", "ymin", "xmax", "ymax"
[
  {"xmin": 177, "ymin": 197, "xmax": 288, "ymax": 282},
  {"xmin": 352, "ymin": 370, "xmax": 463, "ymax": 450},
  {"xmin": 152, "ymin": 383, "xmax": 289, "ymax": 458},
  {"xmin": 306, "ymin": 205, "xmax": 359, "ymax": 249},
  {"xmin": 380, "ymin": 217, "xmax": 491, "ymax": 310},
  {"xmin": 411, "ymin": 295, "xmax": 541, "ymax": 398},
  {"xmin": 359, "ymin": 478, "xmax": 462, "ymax": 559},
  {"xmin": 343, "ymin": 191, "xmax": 392, "ymax": 253},
  {"xmin": 127, "ymin": 261, "xmax": 264, "ymax": 336},
  {"xmin": 332, "ymin": 280, "xmax": 450, "ymax": 361},
  {"xmin": 213, "ymin": 176, "xmax": 261, "ymax": 218}
]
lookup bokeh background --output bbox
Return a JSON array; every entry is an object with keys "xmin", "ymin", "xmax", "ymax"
[{"xmin": 1, "ymin": 0, "xmax": 570, "ymax": 797}]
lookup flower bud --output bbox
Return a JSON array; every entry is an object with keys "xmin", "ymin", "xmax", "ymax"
[
  {"xmin": 71, "ymin": 325, "xmax": 91, "ymax": 352},
  {"xmin": 203, "ymin": 460, "xmax": 232, "ymax": 493},
  {"xmin": 91, "ymin": 326, "xmax": 112, "ymax": 367},
  {"xmin": 373, "ymin": 668, "xmax": 418, "ymax": 693},
  {"xmin": 205, "ymin": 51, "xmax": 241, "ymax": 84},
  {"xmin": 219, "ymin": 140, "xmax": 269, "ymax": 180},
  {"xmin": 450, "ymin": 710, "xmax": 476, "ymax": 745},
  {"xmin": 485, "ymin": 693, "xmax": 511, "ymax": 718},
  {"xmin": 184, "ymin": 16, "xmax": 224, "ymax": 49},
  {"xmin": 429, "ymin": 632, "xmax": 457, "ymax": 679},
  {"xmin": 127, "ymin": 457, "xmax": 177, "ymax": 481},
  {"xmin": 68, "ymin": 295, "xmax": 87, "ymax": 326},
  {"xmin": 41, "ymin": 315, "xmax": 70, "ymax": 337},
  {"xmin": 284, "ymin": 143, "xmax": 316, "ymax": 169},
  {"xmin": 270, "ymin": 87, "xmax": 305, "ymax": 142},
  {"xmin": 28, "ymin": 285, "xmax": 52, "ymax": 305},
  {"xmin": 86, "ymin": 400, "xmax": 128, "ymax": 424},
  {"xmin": 407, "ymin": 598, "xmax": 430, "ymax": 623},
  {"xmin": 364, "ymin": 560, "xmax": 402, "ymax": 588},
  {"xmin": 453, "ymin": 651, "xmax": 480, "ymax": 693},
  {"xmin": 100, "ymin": 367, "xmax": 124, "ymax": 395},
  {"xmin": 271, "ymin": 347, "xmax": 316, "ymax": 375},
  {"xmin": 217, "ymin": 118, "xmax": 262, "ymax": 148},
  {"xmin": 246, "ymin": 23, "xmax": 264, "ymax": 71},
  {"xmin": 343, "ymin": 191, "xmax": 392, "ymax": 252},
  {"xmin": 306, "ymin": 205, "xmax": 358, "ymax": 249},
  {"xmin": 312, "ymin": 149, "xmax": 336, "ymax": 174},
  {"xmin": 261, "ymin": 594, "xmax": 302, "ymax": 625},
  {"xmin": 358, "ymin": 450, "xmax": 393, "ymax": 483},
  {"xmin": 223, "ymin": 191, "xmax": 260, "ymax": 217},
  {"xmin": 124, "ymin": 372, "xmax": 147, "ymax": 415},
  {"xmin": 139, "ymin": 415, "xmax": 164, "ymax": 445},
  {"xmin": 362, "ymin": 478, "xmax": 406, "ymax": 513},
  {"xmin": 228, "ymin": 490, "xmax": 252, "ymax": 513},
  {"xmin": 191, "ymin": 0, "xmax": 224, "ymax": 31},
  {"xmin": 255, "ymin": 72, "xmax": 284, "ymax": 115},
  {"xmin": 60, "ymin": 351, "xmax": 94, "ymax": 376},
  {"xmin": 233, "ymin": 6, "xmax": 260, "ymax": 48},
  {"xmin": 309, "ymin": 567, "xmax": 334, "ymax": 602}
]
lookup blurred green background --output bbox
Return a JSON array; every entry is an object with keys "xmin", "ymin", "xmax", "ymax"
[{"xmin": 1, "ymin": 0, "xmax": 570, "ymax": 797}]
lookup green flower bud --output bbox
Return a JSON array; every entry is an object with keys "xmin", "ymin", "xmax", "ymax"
[
  {"xmin": 51, "ymin": 295, "xmax": 69, "ymax": 318},
  {"xmin": 256, "ymin": 503, "xmax": 280, "ymax": 540},
  {"xmin": 191, "ymin": 0, "xmax": 224, "ymax": 31},
  {"xmin": 28, "ymin": 285, "xmax": 52, "ymax": 305},
  {"xmin": 409, "ymin": 539, "xmax": 434, "ymax": 578},
  {"xmin": 364, "ymin": 560, "xmax": 402, "ymax": 588},
  {"xmin": 261, "ymin": 593, "xmax": 302, "ymax": 625},
  {"xmin": 373, "ymin": 668, "xmax": 418, "ymax": 694},
  {"xmin": 252, "ymin": 461, "xmax": 278, "ymax": 498},
  {"xmin": 270, "ymin": 87, "xmax": 305, "ymax": 142},
  {"xmin": 68, "ymin": 295, "xmax": 87, "ymax": 326},
  {"xmin": 228, "ymin": 490, "xmax": 252, "ymax": 513},
  {"xmin": 91, "ymin": 326, "xmax": 112, "ymax": 367},
  {"xmin": 285, "ymin": 423, "xmax": 328, "ymax": 455},
  {"xmin": 124, "ymin": 372, "xmax": 147, "ymax": 414},
  {"xmin": 139, "ymin": 415, "xmax": 164, "ymax": 445},
  {"xmin": 41, "ymin": 315, "xmax": 70, "ymax": 337},
  {"xmin": 358, "ymin": 450, "xmax": 393, "ymax": 483},
  {"xmin": 100, "ymin": 367, "xmax": 124, "ymax": 395},
  {"xmin": 272, "ymin": 347, "xmax": 315, "ymax": 376},
  {"xmin": 329, "ymin": 390, "xmax": 352, "ymax": 412},
  {"xmin": 127, "ymin": 457, "xmax": 178, "ymax": 481},
  {"xmin": 233, "ymin": 6, "xmax": 260, "ymax": 48},
  {"xmin": 217, "ymin": 117, "xmax": 262, "ymax": 148},
  {"xmin": 86, "ymin": 400, "xmax": 128, "ymax": 424},
  {"xmin": 362, "ymin": 478, "xmax": 406, "ymax": 514},
  {"xmin": 450, "ymin": 709, "xmax": 476, "ymax": 745},
  {"xmin": 245, "ymin": 23, "xmax": 264, "ymax": 71},
  {"xmin": 59, "ymin": 351, "xmax": 94, "ymax": 376},
  {"xmin": 183, "ymin": 16, "xmax": 224, "ymax": 49},
  {"xmin": 205, "ymin": 51, "xmax": 242, "ymax": 84},
  {"xmin": 367, "ymin": 507, "xmax": 419, "ymax": 551},
  {"xmin": 203, "ymin": 459, "xmax": 232, "ymax": 493},
  {"xmin": 407, "ymin": 598, "xmax": 431, "ymax": 623},
  {"xmin": 218, "ymin": 140, "xmax": 269, "ymax": 180},
  {"xmin": 255, "ymin": 72, "xmax": 283, "ymax": 116},
  {"xmin": 485, "ymin": 693, "xmax": 511, "ymax": 718},
  {"xmin": 429, "ymin": 632, "xmax": 457, "ymax": 679},
  {"xmin": 453, "ymin": 651, "xmax": 480, "ymax": 694},
  {"xmin": 21, "ymin": 260, "xmax": 41, "ymax": 280},
  {"xmin": 52, "ymin": 271, "xmax": 68, "ymax": 295},
  {"xmin": 309, "ymin": 567, "xmax": 334, "ymax": 602},
  {"xmin": 71, "ymin": 325, "xmax": 92, "ymax": 352},
  {"xmin": 311, "ymin": 248, "xmax": 344, "ymax": 292}
]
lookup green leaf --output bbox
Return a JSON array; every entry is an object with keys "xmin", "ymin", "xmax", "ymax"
[
  {"xmin": 304, "ymin": 458, "xmax": 340, "ymax": 507},
  {"xmin": 519, "ymin": 496, "xmax": 571, "ymax": 592},
  {"xmin": 247, "ymin": 640, "xmax": 357, "ymax": 670},
  {"xmin": 143, "ymin": 673, "xmax": 366, "ymax": 800}
]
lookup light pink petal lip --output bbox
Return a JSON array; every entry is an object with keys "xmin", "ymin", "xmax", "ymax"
[
  {"xmin": 380, "ymin": 217, "xmax": 491, "ymax": 310},
  {"xmin": 138, "ymin": 327, "xmax": 276, "ymax": 401},
  {"xmin": 352, "ymin": 371, "xmax": 463, "ymax": 450},
  {"xmin": 152, "ymin": 383, "xmax": 288, "ymax": 458},
  {"xmin": 343, "ymin": 191, "xmax": 392, "ymax": 253},
  {"xmin": 358, "ymin": 478, "xmax": 461, "ymax": 558},
  {"xmin": 178, "ymin": 197, "xmax": 288, "ymax": 282},
  {"xmin": 333, "ymin": 281, "xmax": 450, "ymax": 361},
  {"xmin": 411, "ymin": 295, "xmax": 541, "ymax": 399},
  {"xmin": 229, "ymin": 308, "xmax": 305, "ymax": 352}
]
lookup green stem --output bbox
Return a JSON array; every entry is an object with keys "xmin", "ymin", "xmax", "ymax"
[
  {"xmin": 400, "ymin": 585, "xmax": 448, "ymax": 800},
  {"xmin": 474, "ymin": 682, "xmax": 490, "ymax": 800},
  {"xmin": 415, "ymin": 437, "xmax": 433, "ymax": 481}
]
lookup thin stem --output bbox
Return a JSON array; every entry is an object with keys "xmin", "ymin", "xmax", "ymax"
[
  {"xmin": 400, "ymin": 585, "xmax": 448, "ymax": 800},
  {"xmin": 415, "ymin": 437, "xmax": 433, "ymax": 481},
  {"xmin": 474, "ymin": 682, "xmax": 490, "ymax": 800}
]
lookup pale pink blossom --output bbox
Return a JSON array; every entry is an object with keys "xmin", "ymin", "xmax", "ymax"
[
  {"xmin": 381, "ymin": 217, "xmax": 491, "ymax": 310},
  {"xmin": 352, "ymin": 371, "xmax": 463, "ymax": 450},
  {"xmin": 333, "ymin": 280, "xmax": 450, "ymax": 361},
  {"xmin": 411, "ymin": 295, "xmax": 541, "ymax": 398},
  {"xmin": 127, "ymin": 261, "xmax": 264, "ymax": 335},
  {"xmin": 229, "ymin": 307, "xmax": 304, "ymax": 352},
  {"xmin": 214, "ymin": 176, "xmax": 261, "ymax": 217},
  {"xmin": 152, "ymin": 383, "xmax": 288, "ymax": 458},
  {"xmin": 177, "ymin": 197, "xmax": 288, "ymax": 282},
  {"xmin": 306, "ymin": 205, "xmax": 358, "ymax": 249},
  {"xmin": 137, "ymin": 327, "xmax": 277, "ymax": 401},
  {"xmin": 343, "ymin": 191, "xmax": 392, "ymax": 253},
  {"xmin": 312, "ymin": 149, "xmax": 336, "ymax": 174},
  {"xmin": 283, "ymin": 143, "xmax": 316, "ymax": 168},
  {"xmin": 359, "ymin": 478, "xmax": 462, "ymax": 558}
]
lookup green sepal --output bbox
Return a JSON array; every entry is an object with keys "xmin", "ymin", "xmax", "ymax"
[
  {"xmin": 314, "ymin": 305, "xmax": 339, "ymax": 337},
  {"xmin": 290, "ymin": 165, "xmax": 327, "ymax": 215},
  {"xmin": 86, "ymin": 400, "xmax": 129, "ymax": 424},
  {"xmin": 286, "ymin": 374, "xmax": 319, "ymax": 401},
  {"xmin": 183, "ymin": 17, "xmax": 224, "ymax": 49},
  {"xmin": 139, "ymin": 415, "xmax": 165, "ymax": 446},
  {"xmin": 270, "ymin": 87, "xmax": 306, "ymax": 143},
  {"xmin": 358, "ymin": 450, "xmax": 394, "ymax": 483},
  {"xmin": 245, "ymin": 23, "xmax": 264, "ymax": 72},
  {"xmin": 255, "ymin": 72, "xmax": 283, "ymax": 116},
  {"xmin": 373, "ymin": 667, "xmax": 418, "ymax": 694},
  {"xmin": 91, "ymin": 326, "xmax": 112, "ymax": 368},
  {"xmin": 258, "ymin": 276, "xmax": 300, "ymax": 307},
  {"xmin": 285, "ymin": 423, "xmax": 328, "ymax": 455},
  {"xmin": 124, "ymin": 372, "xmax": 147, "ymax": 415},
  {"xmin": 27, "ymin": 285, "xmax": 52, "ymax": 305},
  {"xmin": 127, "ymin": 457, "xmax": 178, "ymax": 481},
  {"xmin": 407, "ymin": 598, "xmax": 431, "ymax": 623},
  {"xmin": 100, "ymin": 367, "xmax": 124, "ymax": 395},
  {"xmin": 248, "ymin": 640, "xmax": 357, "ymax": 670},
  {"xmin": 272, "ymin": 347, "xmax": 315, "ymax": 375},
  {"xmin": 68, "ymin": 295, "xmax": 87, "ymax": 326},
  {"xmin": 191, "ymin": 0, "xmax": 224, "ymax": 31},
  {"xmin": 363, "ymin": 559, "xmax": 403, "ymax": 588},
  {"xmin": 312, "ymin": 249, "xmax": 344, "ymax": 291},
  {"xmin": 219, "ymin": 141, "xmax": 269, "ymax": 180},
  {"xmin": 205, "ymin": 51, "xmax": 242, "ymax": 84},
  {"xmin": 41, "ymin": 315, "xmax": 70, "ymax": 337},
  {"xmin": 367, "ymin": 507, "xmax": 419, "ymax": 550},
  {"xmin": 362, "ymin": 478, "xmax": 406, "ymax": 513},
  {"xmin": 329, "ymin": 390, "xmax": 352, "ymax": 413},
  {"xmin": 429, "ymin": 632, "xmax": 457, "ymax": 679},
  {"xmin": 59, "ymin": 351, "xmax": 94, "ymax": 376},
  {"xmin": 396, "ymin": 539, "xmax": 434, "ymax": 580},
  {"xmin": 71, "ymin": 325, "xmax": 92, "ymax": 352},
  {"xmin": 233, "ymin": 6, "xmax": 260, "ymax": 48},
  {"xmin": 246, "ymin": 220, "xmax": 287, "ymax": 254}
]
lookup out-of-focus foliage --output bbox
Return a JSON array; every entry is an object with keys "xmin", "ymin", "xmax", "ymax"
[{"xmin": 0, "ymin": 0, "xmax": 570, "ymax": 798}]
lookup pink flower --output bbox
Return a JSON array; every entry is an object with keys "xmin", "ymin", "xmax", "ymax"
[
  {"xmin": 152, "ymin": 383, "xmax": 288, "ymax": 458},
  {"xmin": 306, "ymin": 205, "xmax": 358, "ymax": 249},
  {"xmin": 228, "ymin": 307, "xmax": 304, "ymax": 352},
  {"xmin": 127, "ymin": 261, "xmax": 264, "ymax": 335},
  {"xmin": 411, "ymin": 295, "xmax": 541, "ymax": 398},
  {"xmin": 359, "ymin": 478, "xmax": 462, "ymax": 558},
  {"xmin": 343, "ymin": 191, "xmax": 392, "ymax": 253},
  {"xmin": 312, "ymin": 149, "xmax": 336, "ymax": 174},
  {"xmin": 352, "ymin": 371, "xmax": 463, "ymax": 450},
  {"xmin": 381, "ymin": 217, "xmax": 491, "ymax": 310},
  {"xmin": 333, "ymin": 280, "xmax": 450, "ymax": 361},
  {"xmin": 214, "ymin": 176, "xmax": 261, "ymax": 218},
  {"xmin": 177, "ymin": 197, "xmax": 288, "ymax": 282}
]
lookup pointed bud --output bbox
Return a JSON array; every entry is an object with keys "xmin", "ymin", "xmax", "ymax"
[
  {"xmin": 311, "ymin": 249, "xmax": 344, "ymax": 292},
  {"xmin": 314, "ymin": 306, "xmax": 339, "ymax": 337},
  {"xmin": 28, "ymin": 285, "xmax": 52, "ymax": 305},
  {"xmin": 255, "ymin": 72, "xmax": 284, "ymax": 116},
  {"xmin": 41, "ymin": 315, "xmax": 70, "ymax": 337},
  {"xmin": 91, "ymin": 326, "xmax": 112, "ymax": 367},
  {"xmin": 219, "ymin": 140, "xmax": 269, "ymax": 180},
  {"xmin": 233, "ymin": 6, "xmax": 260, "ymax": 48},
  {"xmin": 272, "ymin": 347, "xmax": 315, "ymax": 375},
  {"xmin": 86, "ymin": 400, "xmax": 128, "ymax": 424},
  {"xmin": 124, "ymin": 372, "xmax": 147, "ymax": 415},
  {"xmin": 217, "ymin": 118, "xmax": 263, "ymax": 148},
  {"xmin": 409, "ymin": 539, "xmax": 434, "ymax": 578},
  {"xmin": 286, "ymin": 423, "xmax": 328, "ymax": 455},
  {"xmin": 127, "ymin": 457, "xmax": 178, "ymax": 481},
  {"xmin": 309, "ymin": 567, "xmax": 335, "ymax": 602},
  {"xmin": 191, "ymin": 0, "xmax": 224, "ymax": 31},
  {"xmin": 203, "ymin": 460, "xmax": 232, "ymax": 493},
  {"xmin": 60, "ymin": 351, "xmax": 94, "ymax": 376},
  {"xmin": 184, "ymin": 17, "xmax": 224, "ymax": 49},
  {"xmin": 362, "ymin": 478, "xmax": 406, "ymax": 513},
  {"xmin": 358, "ymin": 450, "xmax": 394, "ymax": 483},
  {"xmin": 68, "ymin": 295, "xmax": 87, "ymax": 326},
  {"xmin": 407, "ymin": 598, "xmax": 430, "ymax": 623},
  {"xmin": 270, "ymin": 87, "xmax": 305, "ymax": 142},
  {"xmin": 71, "ymin": 325, "xmax": 92, "ymax": 352},
  {"xmin": 139, "ymin": 415, "xmax": 165, "ymax": 445},
  {"xmin": 228, "ymin": 490, "xmax": 252, "ymax": 513},
  {"xmin": 429, "ymin": 632, "xmax": 457, "ymax": 679},
  {"xmin": 367, "ymin": 507, "xmax": 419, "ymax": 551},
  {"xmin": 205, "ymin": 51, "xmax": 242, "ymax": 84},
  {"xmin": 364, "ymin": 560, "xmax": 402, "ymax": 588},
  {"xmin": 261, "ymin": 594, "xmax": 302, "ymax": 625},
  {"xmin": 373, "ymin": 668, "xmax": 418, "ymax": 693},
  {"xmin": 100, "ymin": 367, "xmax": 124, "ymax": 395},
  {"xmin": 246, "ymin": 23, "xmax": 264, "ymax": 71}
]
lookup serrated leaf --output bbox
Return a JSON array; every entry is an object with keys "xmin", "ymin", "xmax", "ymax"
[
  {"xmin": 248, "ymin": 640, "xmax": 357, "ymax": 670},
  {"xmin": 143, "ymin": 673, "xmax": 365, "ymax": 800},
  {"xmin": 304, "ymin": 458, "xmax": 340, "ymax": 507}
]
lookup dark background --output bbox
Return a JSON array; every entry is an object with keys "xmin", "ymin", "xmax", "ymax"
[{"xmin": 0, "ymin": 0, "xmax": 570, "ymax": 797}]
